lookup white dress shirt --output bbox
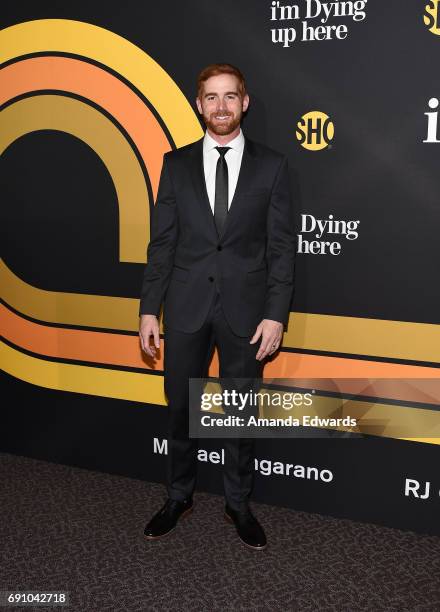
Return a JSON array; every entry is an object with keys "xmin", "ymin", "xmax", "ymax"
[{"xmin": 202, "ymin": 128, "xmax": 245, "ymax": 213}]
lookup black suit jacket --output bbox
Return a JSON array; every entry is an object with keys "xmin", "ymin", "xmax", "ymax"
[{"xmin": 139, "ymin": 134, "xmax": 296, "ymax": 337}]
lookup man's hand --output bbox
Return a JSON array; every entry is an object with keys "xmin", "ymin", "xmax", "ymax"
[
  {"xmin": 139, "ymin": 314, "xmax": 160, "ymax": 358},
  {"xmin": 250, "ymin": 319, "xmax": 284, "ymax": 361}
]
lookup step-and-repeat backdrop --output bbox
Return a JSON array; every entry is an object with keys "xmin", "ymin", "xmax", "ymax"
[{"xmin": 1, "ymin": 1, "xmax": 439, "ymax": 535}]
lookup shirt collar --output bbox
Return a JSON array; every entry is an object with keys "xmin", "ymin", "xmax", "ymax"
[{"xmin": 203, "ymin": 127, "xmax": 245, "ymax": 155}]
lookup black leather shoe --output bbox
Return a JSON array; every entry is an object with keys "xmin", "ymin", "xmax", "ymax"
[
  {"xmin": 224, "ymin": 504, "xmax": 267, "ymax": 550},
  {"xmin": 144, "ymin": 498, "xmax": 193, "ymax": 539}
]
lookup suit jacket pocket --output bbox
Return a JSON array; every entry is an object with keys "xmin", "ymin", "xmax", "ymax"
[
  {"xmin": 170, "ymin": 265, "xmax": 189, "ymax": 283},
  {"xmin": 242, "ymin": 188, "xmax": 268, "ymax": 198},
  {"xmin": 246, "ymin": 267, "xmax": 266, "ymax": 285}
]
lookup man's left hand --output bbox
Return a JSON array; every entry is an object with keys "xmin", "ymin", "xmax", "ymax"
[{"xmin": 250, "ymin": 319, "xmax": 284, "ymax": 361}]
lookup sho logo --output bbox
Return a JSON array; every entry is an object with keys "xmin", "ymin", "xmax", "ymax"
[
  {"xmin": 296, "ymin": 110, "xmax": 334, "ymax": 150},
  {"xmin": 423, "ymin": 97, "xmax": 440, "ymax": 143},
  {"xmin": 423, "ymin": 0, "xmax": 440, "ymax": 35}
]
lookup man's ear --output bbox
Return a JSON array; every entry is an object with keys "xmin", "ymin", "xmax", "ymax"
[
  {"xmin": 195, "ymin": 97, "xmax": 202, "ymax": 114},
  {"xmin": 242, "ymin": 93, "xmax": 250, "ymax": 112}
]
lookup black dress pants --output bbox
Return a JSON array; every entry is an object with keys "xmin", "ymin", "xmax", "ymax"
[{"xmin": 163, "ymin": 288, "xmax": 264, "ymax": 511}]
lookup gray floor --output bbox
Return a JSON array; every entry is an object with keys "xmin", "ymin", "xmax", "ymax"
[{"xmin": 1, "ymin": 452, "xmax": 440, "ymax": 611}]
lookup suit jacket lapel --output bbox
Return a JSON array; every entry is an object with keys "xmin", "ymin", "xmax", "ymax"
[
  {"xmin": 188, "ymin": 137, "xmax": 218, "ymax": 239},
  {"xmin": 220, "ymin": 136, "xmax": 256, "ymax": 239},
  {"xmin": 188, "ymin": 134, "xmax": 257, "ymax": 241}
]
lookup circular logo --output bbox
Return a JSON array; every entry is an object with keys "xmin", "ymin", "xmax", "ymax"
[
  {"xmin": 296, "ymin": 110, "xmax": 335, "ymax": 151},
  {"xmin": 424, "ymin": 1, "xmax": 440, "ymax": 35}
]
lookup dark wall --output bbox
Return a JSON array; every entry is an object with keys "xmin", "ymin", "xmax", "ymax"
[{"xmin": 1, "ymin": 1, "xmax": 439, "ymax": 535}]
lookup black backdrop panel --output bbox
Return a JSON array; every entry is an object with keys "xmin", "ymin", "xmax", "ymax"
[{"xmin": 1, "ymin": 1, "xmax": 439, "ymax": 536}]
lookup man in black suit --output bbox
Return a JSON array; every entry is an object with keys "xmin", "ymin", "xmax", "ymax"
[{"xmin": 139, "ymin": 63, "xmax": 295, "ymax": 550}]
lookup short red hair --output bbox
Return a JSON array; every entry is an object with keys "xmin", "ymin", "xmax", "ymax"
[{"xmin": 197, "ymin": 63, "xmax": 247, "ymax": 98}]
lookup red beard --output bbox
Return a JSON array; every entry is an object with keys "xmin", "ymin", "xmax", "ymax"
[{"xmin": 204, "ymin": 111, "xmax": 241, "ymax": 135}]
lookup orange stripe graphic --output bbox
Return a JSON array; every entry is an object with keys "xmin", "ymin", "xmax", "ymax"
[
  {"xmin": 0, "ymin": 56, "xmax": 170, "ymax": 200},
  {"xmin": 2, "ymin": 304, "xmax": 439, "ymax": 407}
]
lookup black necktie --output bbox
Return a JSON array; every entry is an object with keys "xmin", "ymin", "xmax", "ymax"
[{"xmin": 214, "ymin": 146, "xmax": 231, "ymax": 236}]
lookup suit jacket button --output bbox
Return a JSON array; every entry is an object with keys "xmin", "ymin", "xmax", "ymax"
[
  {"xmin": 208, "ymin": 276, "xmax": 214, "ymax": 282},
  {"xmin": 217, "ymin": 245, "xmax": 222, "ymax": 251}
]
